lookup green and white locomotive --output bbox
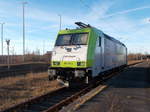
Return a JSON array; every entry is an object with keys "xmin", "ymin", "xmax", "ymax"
[{"xmin": 48, "ymin": 22, "xmax": 127, "ymax": 85}]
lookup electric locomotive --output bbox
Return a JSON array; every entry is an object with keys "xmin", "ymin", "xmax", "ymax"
[{"xmin": 48, "ymin": 22, "xmax": 127, "ymax": 85}]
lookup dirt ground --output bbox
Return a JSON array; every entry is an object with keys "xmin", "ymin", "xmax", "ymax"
[
  {"xmin": 128, "ymin": 60, "xmax": 143, "ymax": 65},
  {"xmin": 0, "ymin": 72, "xmax": 62, "ymax": 111}
]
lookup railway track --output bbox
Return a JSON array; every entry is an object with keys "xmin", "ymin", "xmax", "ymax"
[
  {"xmin": 0, "ymin": 63, "xmax": 48, "ymax": 78},
  {"xmin": 0, "ymin": 68, "xmax": 47, "ymax": 78},
  {"xmin": 1, "ymin": 61, "xmax": 143, "ymax": 112}
]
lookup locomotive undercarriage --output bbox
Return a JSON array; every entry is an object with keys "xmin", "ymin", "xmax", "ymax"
[{"xmin": 48, "ymin": 68, "xmax": 92, "ymax": 85}]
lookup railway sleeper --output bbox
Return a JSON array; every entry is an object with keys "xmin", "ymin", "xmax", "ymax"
[
  {"xmin": 38, "ymin": 101, "xmax": 55, "ymax": 107},
  {"xmin": 23, "ymin": 109, "xmax": 37, "ymax": 112},
  {"xmin": 27, "ymin": 104, "xmax": 48, "ymax": 111}
]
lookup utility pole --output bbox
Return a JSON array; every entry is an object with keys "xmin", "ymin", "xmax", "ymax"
[
  {"xmin": 58, "ymin": 14, "xmax": 62, "ymax": 30},
  {"xmin": 43, "ymin": 40, "xmax": 45, "ymax": 55},
  {"xmin": 22, "ymin": 2, "xmax": 27, "ymax": 62},
  {"xmin": 11, "ymin": 46, "xmax": 15, "ymax": 64},
  {"xmin": 6, "ymin": 39, "xmax": 10, "ymax": 69},
  {"xmin": 0, "ymin": 23, "xmax": 4, "ymax": 63}
]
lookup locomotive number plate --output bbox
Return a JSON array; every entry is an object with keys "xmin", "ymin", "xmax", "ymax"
[{"xmin": 64, "ymin": 62, "xmax": 74, "ymax": 65}]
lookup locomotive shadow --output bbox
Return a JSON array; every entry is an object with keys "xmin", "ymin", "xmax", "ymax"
[{"xmin": 106, "ymin": 66, "xmax": 150, "ymax": 88}]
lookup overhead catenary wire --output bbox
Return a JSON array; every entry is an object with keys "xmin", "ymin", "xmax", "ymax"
[{"xmin": 79, "ymin": 0, "xmax": 126, "ymax": 41}]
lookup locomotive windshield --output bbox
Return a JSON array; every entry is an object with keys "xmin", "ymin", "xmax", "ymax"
[{"xmin": 55, "ymin": 33, "xmax": 88, "ymax": 46}]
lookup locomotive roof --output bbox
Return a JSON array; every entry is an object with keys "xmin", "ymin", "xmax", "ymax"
[
  {"xmin": 103, "ymin": 33, "xmax": 126, "ymax": 47},
  {"xmin": 58, "ymin": 27, "xmax": 91, "ymax": 34},
  {"xmin": 93, "ymin": 27, "xmax": 126, "ymax": 47}
]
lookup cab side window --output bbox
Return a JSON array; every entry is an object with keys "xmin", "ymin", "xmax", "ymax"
[{"xmin": 99, "ymin": 36, "xmax": 101, "ymax": 46}]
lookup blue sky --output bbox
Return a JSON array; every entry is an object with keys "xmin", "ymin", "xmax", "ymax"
[{"xmin": 0, "ymin": 0, "xmax": 150, "ymax": 55}]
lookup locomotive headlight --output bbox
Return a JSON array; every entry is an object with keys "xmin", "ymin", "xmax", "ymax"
[
  {"xmin": 53, "ymin": 61, "xmax": 60, "ymax": 65},
  {"xmin": 77, "ymin": 62, "xmax": 85, "ymax": 66}
]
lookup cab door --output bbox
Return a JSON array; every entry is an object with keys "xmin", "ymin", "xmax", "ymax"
[
  {"xmin": 101, "ymin": 35, "xmax": 105, "ymax": 72},
  {"xmin": 92, "ymin": 36, "xmax": 101, "ymax": 76}
]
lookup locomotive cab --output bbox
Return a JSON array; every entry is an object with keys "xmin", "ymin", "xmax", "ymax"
[{"xmin": 48, "ymin": 27, "xmax": 92, "ymax": 84}]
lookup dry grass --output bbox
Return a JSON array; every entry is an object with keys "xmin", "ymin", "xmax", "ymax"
[
  {"xmin": 128, "ymin": 60, "xmax": 143, "ymax": 65},
  {"xmin": 0, "ymin": 72, "xmax": 62, "ymax": 111}
]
